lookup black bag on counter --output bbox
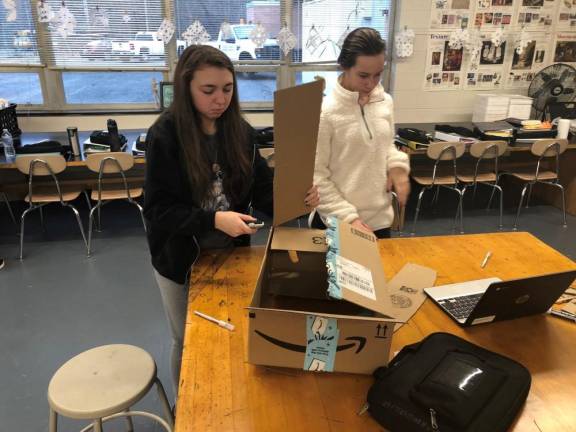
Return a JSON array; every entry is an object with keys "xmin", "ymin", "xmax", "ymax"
[{"xmin": 367, "ymin": 332, "xmax": 531, "ymax": 432}]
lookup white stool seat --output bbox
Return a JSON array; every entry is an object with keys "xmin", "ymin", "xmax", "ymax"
[{"xmin": 48, "ymin": 344, "xmax": 157, "ymax": 419}]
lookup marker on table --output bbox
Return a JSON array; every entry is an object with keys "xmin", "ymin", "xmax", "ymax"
[
  {"xmin": 481, "ymin": 251, "xmax": 492, "ymax": 268},
  {"xmin": 194, "ymin": 310, "xmax": 235, "ymax": 331}
]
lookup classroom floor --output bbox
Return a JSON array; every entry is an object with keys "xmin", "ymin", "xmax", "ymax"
[{"xmin": 0, "ymin": 193, "xmax": 575, "ymax": 432}]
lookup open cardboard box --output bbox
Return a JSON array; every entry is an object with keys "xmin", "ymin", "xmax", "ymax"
[{"xmin": 247, "ymin": 80, "xmax": 436, "ymax": 374}]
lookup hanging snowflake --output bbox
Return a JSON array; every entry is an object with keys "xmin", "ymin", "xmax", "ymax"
[
  {"xmin": 250, "ymin": 23, "xmax": 268, "ymax": 49},
  {"xmin": 306, "ymin": 25, "xmax": 323, "ymax": 54},
  {"xmin": 37, "ymin": 0, "xmax": 54, "ymax": 23},
  {"xmin": 122, "ymin": 13, "xmax": 131, "ymax": 23},
  {"xmin": 395, "ymin": 27, "xmax": 415, "ymax": 58},
  {"xmin": 90, "ymin": 6, "xmax": 109, "ymax": 28},
  {"xmin": 55, "ymin": 2, "xmax": 76, "ymax": 39},
  {"xmin": 220, "ymin": 20, "xmax": 233, "ymax": 40},
  {"xmin": 277, "ymin": 25, "xmax": 297, "ymax": 56},
  {"xmin": 157, "ymin": 19, "xmax": 175, "ymax": 43},
  {"xmin": 448, "ymin": 28, "xmax": 469, "ymax": 50},
  {"xmin": 337, "ymin": 26, "xmax": 351, "ymax": 49},
  {"xmin": 465, "ymin": 28, "xmax": 483, "ymax": 65},
  {"xmin": 3, "ymin": 0, "xmax": 17, "ymax": 22},
  {"xmin": 491, "ymin": 27, "xmax": 505, "ymax": 48},
  {"xmin": 182, "ymin": 20, "xmax": 210, "ymax": 45},
  {"xmin": 516, "ymin": 28, "xmax": 532, "ymax": 54}
]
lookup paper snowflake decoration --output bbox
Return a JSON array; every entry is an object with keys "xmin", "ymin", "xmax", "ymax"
[
  {"xmin": 515, "ymin": 29, "xmax": 532, "ymax": 54},
  {"xmin": 157, "ymin": 19, "xmax": 175, "ymax": 43},
  {"xmin": 465, "ymin": 28, "xmax": 483, "ymax": 64},
  {"xmin": 37, "ymin": 0, "xmax": 54, "ymax": 23},
  {"xmin": 337, "ymin": 26, "xmax": 351, "ymax": 49},
  {"xmin": 395, "ymin": 27, "xmax": 415, "ymax": 58},
  {"xmin": 122, "ymin": 14, "xmax": 131, "ymax": 23},
  {"xmin": 3, "ymin": 0, "xmax": 17, "ymax": 22},
  {"xmin": 306, "ymin": 25, "xmax": 323, "ymax": 53},
  {"xmin": 55, "ymin": 3, "xmax": 76, "ymax": 39},
  {"xmin": 277, "ymin": 25, "xmax": 297, "ymax": 56},
  {"xmin": 491, "ymin": 27, "xmax": 505, "ymax": 48},
  {"xmin": 182, "ymin": 20, "xmax": 210, "ymax": 45},
  {"xmin": 449, "ymin": 28, "xmax": 468, "ymax": 50},
  {"xmin": 220, "ymin": 20, "xmax": 233, "ymax": 40},
  {"xmin": 90, "ymin": 6, "xmax": 109, "ymax": 28},
  {"xmin": 250, "ymin": 23, "xmax": 268, "ymax": 49}
]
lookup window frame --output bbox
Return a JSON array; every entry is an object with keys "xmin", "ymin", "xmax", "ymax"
[{"xmin": 0, "ymin": 0, "xmax": 396, "ymax": 112}]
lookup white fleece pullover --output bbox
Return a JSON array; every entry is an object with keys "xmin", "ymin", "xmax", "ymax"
[{"xmin": 314, "ymin": 80, "xmax": 410, "ymax": 230}]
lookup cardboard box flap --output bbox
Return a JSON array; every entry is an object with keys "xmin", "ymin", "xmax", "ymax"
[
  {"xmin": 387, "ymin": 263, "xmax": 437, "ymax": 324},
  {"xmin": 270, "ymin": 227, "xmax": 327, "ymax": 253},
  {"xmin": 273, "ymin": 80, "xmax": 324, "ymax": 226},
  {"xmin": 326, "ymin": 220, "xmax": 394, "ymax": 318}
]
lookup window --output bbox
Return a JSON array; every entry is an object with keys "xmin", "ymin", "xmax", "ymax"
[
  {"xmin": 0, "ymin": 72, "xmax": 43, "ymax": 104},
  {"xmin": 62, "ymin": 71, "xmax": 163, "ymax": 104},
  {"xmin": 0, "ymin": 1, "xmax": 394, "ymax": 110}
]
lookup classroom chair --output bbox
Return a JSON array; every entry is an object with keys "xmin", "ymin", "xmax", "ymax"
[
  {"xmin": 0, "ymin": 188, "xmax": 17, "ymax": 231},
  {"xmin": 85, "ymin": 152, "xmax": 146, "ymax": 256},
  {"xmin": 411, "ymin": 141, "xmax": 466, "ymax": 235},
  {"xmin": 457, "ymin": 140, "xmax": 508, "ymax": 229},
  {"xmin": 490, "ymin": 138, "xmax": 568, "ymax": 230},
  {"xmin": 15, "ymin": 155, "xmax": 87, "ymax": 260},
  {"xmin": 47, "ymin": 344, "xmax": 174, "ymax": 432}
]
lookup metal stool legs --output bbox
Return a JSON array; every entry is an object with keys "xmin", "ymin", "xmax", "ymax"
[{"xmin": 1, "ymin": 191, "xmax": 17, "ymax": 230}]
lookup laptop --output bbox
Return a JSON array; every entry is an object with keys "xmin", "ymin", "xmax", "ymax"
[{"xmin": 424, "ymin": 270, "xmax": 576, "ymax": 326}]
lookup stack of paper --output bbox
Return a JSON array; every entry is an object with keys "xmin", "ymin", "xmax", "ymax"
[
  {"xmin": 508, "ymin": 96, "xmax": 533, "ymax": 120},
  {"xmin": 472, "ymin": 94, "xmax": 510, "ymax": 122}
]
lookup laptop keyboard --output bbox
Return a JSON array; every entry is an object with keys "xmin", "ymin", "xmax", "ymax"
[{"xmin": 438, "ymin": 293, "xmax": 483, "ymax": 321}]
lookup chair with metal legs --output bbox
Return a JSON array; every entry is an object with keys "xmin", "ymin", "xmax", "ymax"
[
  {"xmin": 410, "ymin": 141, "xmax": 466, "ymax": 235},
  {"xmin": 0, "ymin": 189, "xmax": 17, "ymax": 231},
  {"xmin": 457, "ymin": 140, "xmax": 508, "ymax": 230},
  {"xmin": 490, "ymin": 138, "xmax": 568, "ymax": 230},
  {"xmin": 15, "ymin": 155, "xmax": 87, "ymax": 260},
  {"xmin": 85, "ymin": 153, "xmax": 146, "ymax": 256}
]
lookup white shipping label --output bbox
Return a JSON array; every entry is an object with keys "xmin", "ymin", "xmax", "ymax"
[{"xmin": 335, "ymin": 256, "xmax": 376, "ymax": 300}]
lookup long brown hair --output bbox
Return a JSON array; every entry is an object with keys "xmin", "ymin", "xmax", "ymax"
[{"xmin": 169, "ymin": 45, "xmax": 251, "ymax": 206}]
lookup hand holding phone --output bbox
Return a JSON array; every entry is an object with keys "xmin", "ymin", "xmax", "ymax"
[{"xmin": 247, "ymin": 220, "xmax": 265, "ymax": 229}]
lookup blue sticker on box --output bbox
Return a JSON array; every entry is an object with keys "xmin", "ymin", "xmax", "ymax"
[
  {"xmin": 304, "ymin": 315, "xmax": 339, "ymax": 372},
  {"xmin": 325, "ymin": 216, "xmax": 342, "ymax": 299}
]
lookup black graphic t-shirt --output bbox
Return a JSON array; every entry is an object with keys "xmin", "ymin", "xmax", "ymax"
[{"xmin": 202, "ymin": 133, "xmax": 231, "ymax": 212}]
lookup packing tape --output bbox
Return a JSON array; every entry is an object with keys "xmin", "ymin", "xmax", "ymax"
[{"xmin": 304, "ymin": 315, "xmax": 339, "ymax": 372}]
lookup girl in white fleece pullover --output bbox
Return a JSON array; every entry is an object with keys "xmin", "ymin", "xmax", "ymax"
[{"xmin": 314, "ymin": 28, "xmax": 410, "ymax": 235}]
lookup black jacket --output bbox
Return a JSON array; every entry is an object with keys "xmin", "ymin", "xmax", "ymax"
[{"xmin": 144, "ymin": 111, "xmax": 273, "ymax": 284}]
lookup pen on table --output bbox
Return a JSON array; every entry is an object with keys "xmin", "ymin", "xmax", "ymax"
[
  {"xmin": 481, "ymin": 251, "xmax": 492, "ymax": 268},
  {"xmin": 194, "ymin": 310, "xmax": 235, "ymax": 331}
]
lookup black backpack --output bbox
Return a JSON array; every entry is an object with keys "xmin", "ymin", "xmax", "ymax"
[{"xmin": 367, "ymin": 333, "xmax": 531, "ymax": 432}]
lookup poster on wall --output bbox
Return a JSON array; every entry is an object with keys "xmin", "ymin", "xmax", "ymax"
[
  {"xmin": 465, "ymin": 38, "xmax": 508, "ymax": 88},
  {"xmin": 556, "ymin": 0, "xmax": 576, "ymax": 30},
  {"xmin": 474, "ymin": 0, "xmax": 516, "ymax": 28},
  {"xmin": 424, "ymin": 33, "xmax": 464, "ymax": 89},
  {"xmin": 515, "ymin": 0, "xmax": 557, "ymax": 29},
  {"xmin": 506, "ymin": 33, "xmax": 550, "ymax": 87},
  {"xmin": 430, "ymin": 0, "xmax": 473, "ymax": 29},
  {"xmin": 553, "ymin": 32, "xmax": 576, "ymax": 64}
]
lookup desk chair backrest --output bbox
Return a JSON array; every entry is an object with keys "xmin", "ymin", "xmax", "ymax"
[
  {"xmin": 469, "ymin": 140, "xmax": 508, "ymax": 159},
  {"xmin": 530, "ymin": 138, "xmax": 568, "ymax": 157},
  {"xmin": 86, "ymin": 152, "xmax": 134, "ymax": 173},
  {"xmin": 15, "ymin": 154, "xmax": 68, "ymax": 205},
  {"xmin": 426, "ymin": 141, "xmax": 466, "ymax": 160},
  {"xmin": 86, "ymin": 152, "xmax": 135, "ymax": 202},
  {"xmin": 425, "ymin": 141, "xmax": 465, "ymax": 186},
  {"xmin": 15, "ymin": 154, "xmax": 67, "ymax": 176},
  {"xmin": 530, "ymin": 138, "xmax": 568, "ymax": 181}
]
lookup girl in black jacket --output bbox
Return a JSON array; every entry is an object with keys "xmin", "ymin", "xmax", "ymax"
[{"xmin": 144, "ymin": 45, "xmax": 318, "ymax": 392}]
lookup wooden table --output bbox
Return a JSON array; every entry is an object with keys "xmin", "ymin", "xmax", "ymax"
[{"xmin": 176, "ymin": 232, "xmax": 576, "ymax": 432}]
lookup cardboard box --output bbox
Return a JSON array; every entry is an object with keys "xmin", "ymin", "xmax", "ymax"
[{"xmin": 247, "ymin": 80, "xmax": 436, "ymax": 374}]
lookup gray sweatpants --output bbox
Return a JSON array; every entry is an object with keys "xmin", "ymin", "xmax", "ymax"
[{"xmin": 154, "ymin": 269, "xmax": 187, "ymax": 395}]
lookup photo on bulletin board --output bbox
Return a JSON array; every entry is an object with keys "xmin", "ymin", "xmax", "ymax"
[
  {"xmin": 160, "ymin": 81, "xmax": 174, "ymax": 109},
  {"xmin": 443, "ymin": 42, "xmax": 463, "ymax": 71}
]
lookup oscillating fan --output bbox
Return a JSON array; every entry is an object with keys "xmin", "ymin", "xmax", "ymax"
[{"xmin": 528, "ymin": 63, "xmax": 576, "ymax": 120}]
